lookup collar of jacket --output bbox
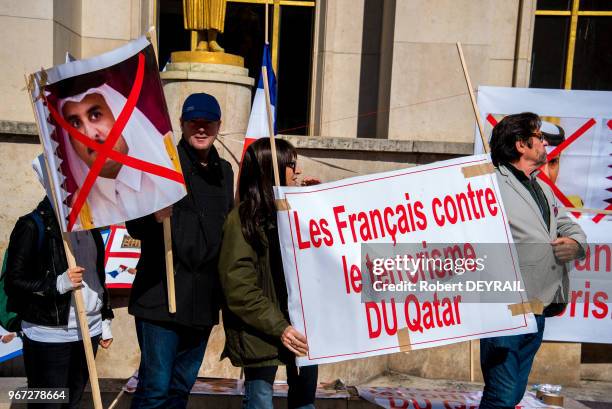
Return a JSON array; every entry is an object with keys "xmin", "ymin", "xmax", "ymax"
[
  {"xmin": 499, "ymin": 163, "xmax": 541, "ymax": 181},
  {"xmin": 179, "ymin": 138, "xmax": 224, "ymax": 180},
  {"xmin": 37, "ymin": 197, "xmax": 62, "ymax": 238},
  {"xmin": 498, "ymin": 164, "xmax": 551, "ymax": 232}
]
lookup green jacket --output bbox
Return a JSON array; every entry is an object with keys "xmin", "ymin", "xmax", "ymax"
[{"xmin": 218, "ymin": 206, "xmax": 291, "ymax": 367}]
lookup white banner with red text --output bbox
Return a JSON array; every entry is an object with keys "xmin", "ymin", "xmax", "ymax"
[{"xmin": 275, "ymin": 155, "xmax": 538, "ymax": 366}]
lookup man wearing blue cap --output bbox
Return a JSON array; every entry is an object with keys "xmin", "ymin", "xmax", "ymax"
[{"xmin": 126, "ymin": 93, "xmax": 234, "ymax": 409}]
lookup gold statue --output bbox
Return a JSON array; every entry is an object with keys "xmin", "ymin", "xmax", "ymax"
[
  {"xmin": 170, "ymin": 0, "xmax": 243, "ymax": 66},
  {"xmin": 184, "ymin": 0, "xmax": 226, "ymax": 52}
]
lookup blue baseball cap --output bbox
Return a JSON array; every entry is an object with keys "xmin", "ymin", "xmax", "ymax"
[{"xmin": 181, "ymin": 93, "xmax": 221, "ymax": 121}]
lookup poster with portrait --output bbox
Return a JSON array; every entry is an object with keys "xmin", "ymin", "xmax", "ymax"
[
  {"xmin": 474, "ymin": 86, "xmax": 612, "ymax": 343},
  {"xmin": 28, "ymin": 35, "xmax": 186, "ymax": 231}
]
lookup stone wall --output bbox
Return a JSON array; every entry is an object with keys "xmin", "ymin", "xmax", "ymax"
[{"xmin": 312, "ymin": 0, "xmax": 536, "ymax": 142}]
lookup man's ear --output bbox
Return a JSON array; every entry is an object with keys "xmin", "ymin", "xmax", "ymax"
[{"xmin": 515, "ymin": 139, "xmax": 527, "ymax": 155}]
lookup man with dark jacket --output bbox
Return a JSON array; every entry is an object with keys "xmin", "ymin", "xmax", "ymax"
[{"xmin": 127, "ymin": 93, "xmax": 234, "ymax": 409}]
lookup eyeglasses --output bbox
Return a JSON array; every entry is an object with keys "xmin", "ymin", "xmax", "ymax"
[{"xmin": 530, "ymin": 131, "xmax": 544, "ymax": 142}]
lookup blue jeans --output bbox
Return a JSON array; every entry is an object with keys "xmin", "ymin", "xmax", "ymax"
[
  {"xmin": 243, "ymin": 364, "xmax": 318, "ymax": 409},
  {"xmin": 130, "ymin": 318, "xmax": 212, "ymax": 409},
  {"xmin": 479, "ymin": 314, "xmax": 546, "ymax": 409}
]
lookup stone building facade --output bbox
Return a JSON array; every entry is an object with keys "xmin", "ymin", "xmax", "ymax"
[{"xmin": 0, "ymin": 0, "xmax": 609, "ymax": 385}]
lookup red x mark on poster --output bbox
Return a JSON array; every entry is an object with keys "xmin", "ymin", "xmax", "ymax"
[
  {"xmin": 43, "ymin": 53, "xmax": 185, "ymax": 231},
  {"xmin": 486, "ymin": 114, "xmax": 598, "ymax": 221}
]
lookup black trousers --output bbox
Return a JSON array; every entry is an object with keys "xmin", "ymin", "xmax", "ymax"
[
  {"xmin": 22, "ymin": 335, "xmax": 100, "ymax": 409},
  {"xmin": 244, "ymin": 363, "xmax": 318, "ymax": 408}
]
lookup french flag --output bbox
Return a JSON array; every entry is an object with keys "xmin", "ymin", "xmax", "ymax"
[{"xmin": 241, "ymin": 44, "xmax": 277, "ymax": 159}]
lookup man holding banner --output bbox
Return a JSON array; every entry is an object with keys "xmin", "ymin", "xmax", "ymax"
[
  {"xmin": 481, "ymin": 112, "xmax": 586, "ymax": 409},
  {"xmin": 126, "ymin": 93, "xmax": 234, "ymax": 409}
]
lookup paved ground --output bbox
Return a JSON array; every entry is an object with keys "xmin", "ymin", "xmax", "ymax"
[
  {"xmin": 362, "ymin": 371, "xmax": 612, "ymax": 408},
  {"xmin": 0, "ymin": 374, "xmax": 610, "ymax": 408}
]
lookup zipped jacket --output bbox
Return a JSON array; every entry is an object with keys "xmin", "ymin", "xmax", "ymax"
[
  {"xmin": 5, "ymin": 197, "xmax": 113, "ymax": 326},
  {"xmin": 127, "ymin": 142, "xmax": 234, "ymax": 328},
  {"xmin": 219, "ymin": 206, "xmax": 291, "ymax": 368}
]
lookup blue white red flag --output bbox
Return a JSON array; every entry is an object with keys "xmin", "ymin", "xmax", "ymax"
[{"xmin": 242, "ymin": 44, "xmax": 277, "ymax": 158}]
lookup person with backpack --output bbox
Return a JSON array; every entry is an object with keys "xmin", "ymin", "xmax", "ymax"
[{"xmin": 4, "ymin": 156, "xmax": 114, "ymax": 409}]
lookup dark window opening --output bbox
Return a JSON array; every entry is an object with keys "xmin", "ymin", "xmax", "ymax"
[
  {"xmin": 579, "ymin": 0, "xmax": 612, "ymax": 11},
  {"xmin": 530, "ymin": 16, "xmax": 570, "ymax": 88},
  {"xmin": 158, "ymin": 0, "xmax": 190, "ymax": 70},
  {"xmin": 536, "ymin": 0, "xmax": 571, "ymax": 11},
  {"xmin": 221, "ymin": 3, "xmax": 267, "ymax": 85},
  {"xmin": 572, "ymin": 16, "xmax": 612, "ymax": 90},
  {"xmin": 276, "ymin": 6, "xmax": 314, "ymax": 135}
]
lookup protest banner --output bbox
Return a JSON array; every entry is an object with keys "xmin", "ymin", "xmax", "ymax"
[
  {"xmin": 28, "ymin": 36, "xmax": 185, "ymax": 232},
  {"xmin": 26, "ymin": 34, "xmax": 185, "ymax": 407},
  {"xmin": 357, "ymin": 386, "xmax": 552, "ymax": 409},
  {"xmin": 101, "ymin": 225, "xmax": 140, "ymax": 288},
  {"xmin": 0, "ymin": 327, "xmax": 22, "ymax": 363},
  {"xmin": 475, "ymin": 86, "xmax": 612, "ymax": 343},
  {"xmin": 544, "ymin": 214, "xmax": 612, "ymax": 342},
  {"xmin": 275, "ymin": 154, "xmax": 538, "ymax": 366}
]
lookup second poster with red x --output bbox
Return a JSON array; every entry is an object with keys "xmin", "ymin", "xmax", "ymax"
[{"xmin": 29, "ymin": 36, "xmax": 186, "ymax": 232}]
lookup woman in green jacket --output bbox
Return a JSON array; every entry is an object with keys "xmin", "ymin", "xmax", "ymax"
[{"xmin": 219, "ymin": 138, "xmax": 318, "ymax": 409}]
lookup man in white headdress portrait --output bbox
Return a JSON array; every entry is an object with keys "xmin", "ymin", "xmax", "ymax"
[{"xmin": 57, "ymin": 83, "xmax": 186, "ymax": 229}]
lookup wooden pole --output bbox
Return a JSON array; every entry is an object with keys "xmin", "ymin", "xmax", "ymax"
[
  {"xmin": 456, "ymin": 42, "xmax": 489, "ymax": 154},
  {"xmin": 163, "ymin": 218, "xmax": 176, "ymax": 313},
  {"xmin": 265, "ymin": 0, "xmax": 269, "ymax": 45},
  {"xmin": 25, "ymin": 75, "xmax": 103, "ymax": 409},
  {"xmin": 456, "ymin": 42, "xmax": 489, "ymax": 382},
  {"xmin": 262, "ymin": 66, "xmax": 280, "ymax": 187},
  {"xmin": 469, "ymin": 340, "xmax": 475, "ymax": 382},
  {"xmin": 107, "ymin": 390, "xmax": 125, "ymax": 409},
  {"xmin": 147, "ymin": 27, "xmax": 176, "ymax": 314},
  {"xmin": 562, "ymin": 207, "xmax": 612, "ymax": 216}
]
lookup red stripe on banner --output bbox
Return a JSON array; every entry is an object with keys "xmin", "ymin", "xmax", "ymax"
[
  {"xmin": 593, "ymin": 204, "xmax": 612, "ymax": 224},
  {"xmin": 106, "ymin": 252, "xmax": 140, "ymax": 259},
  {"xmin": 608, "ymin": 119, "xmax": 612, "ymax": 130},
  {"xmin": 106, "ymin": 283, "xmax": 133, "ymax": 289},
  {"xmin": 42, "ymin": 53, "xmax": 184, "ymax": 231},
  {"xmin": 68, "ymin": 54, "xmax": 145, "ymax": 230},
  {"xmin": 546, "ymin": 118, "xmax": 596, "ymax": 161},
  {"xmin": 537, "ymin": 171, "xmax": 581, "ymax": 219},
  {"xmin": 484, "ymin": 115, "xmax": 606, "ymax": 221},
  {"xmin": 46, "ymin": 103, "xmax": 185, "ymax": 185},
  {"xmin": 45, "ymin": 105, "xmax": 186, "ymax": 186}
]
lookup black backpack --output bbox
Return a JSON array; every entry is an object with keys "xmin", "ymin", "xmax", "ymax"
[{"xmin": 0, "ymin": 210, "xmax": 45, "ymax": 332}]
